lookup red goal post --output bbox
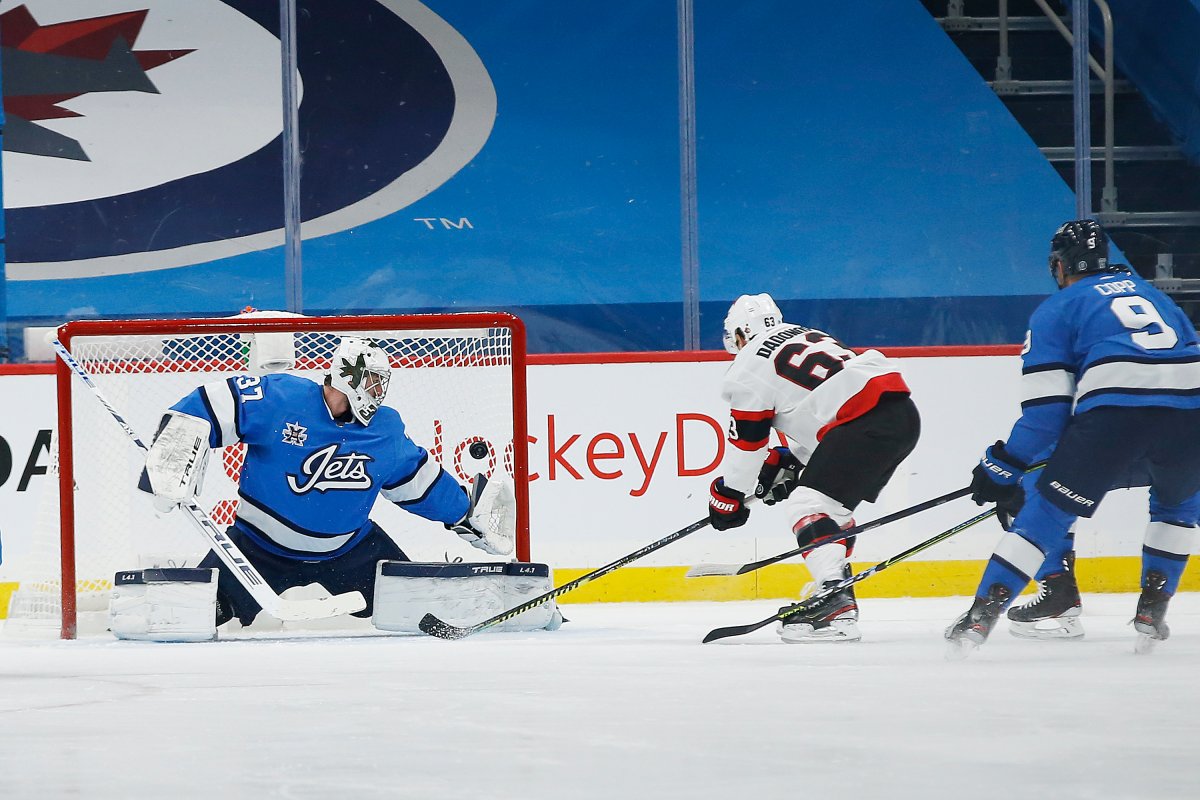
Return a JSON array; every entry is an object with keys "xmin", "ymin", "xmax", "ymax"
[{"xmin": 15, "ymin": 312, "xmax": 529, "ymax": 639}]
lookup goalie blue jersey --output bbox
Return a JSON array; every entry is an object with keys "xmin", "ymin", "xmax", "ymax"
[
  {"xmin": 1007, "ymin": 270, "xmax": 1200, "ymax": 463},
  {"xmin": 171, "ymin": 373, "xmax": 469, "ymax": 560}
]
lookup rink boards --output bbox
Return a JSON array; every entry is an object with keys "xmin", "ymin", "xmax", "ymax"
[{"xmin": 1, "ymin": 347, "xmax": 1196, "ymax": 613}]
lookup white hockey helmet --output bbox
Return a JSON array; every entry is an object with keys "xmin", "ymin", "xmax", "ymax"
[
  {"xmin": 327, "ymin": 336, "xmax": 391, "ymax": 425},
  {"xmin": 722, "ymin": 293, "xmax": 783, "ymax": 353}
]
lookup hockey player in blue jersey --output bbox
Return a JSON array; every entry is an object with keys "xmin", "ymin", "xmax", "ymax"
[
  {"xmin": 140, "ymin": 336, "xmax": 513, "ymax": 628},
  {"xmin": 946, "ymin": 220, "xmax": 1200, "ymax": 656}
]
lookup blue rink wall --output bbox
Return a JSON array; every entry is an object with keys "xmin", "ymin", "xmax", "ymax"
[{"xmin": 3, "ymin": 0, "xmax": 1081, "ymax": 356}]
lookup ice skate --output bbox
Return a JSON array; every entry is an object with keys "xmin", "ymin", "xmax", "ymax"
[
  {"xmin": 1007, "ymin": 552, "xmax": 1084, "ymax": 640},
  {"xmin": 1131, "ymin": 570, "xmax": 1171, "ymax": 655},
  {"xmin": 944, "ymin": 584, "xmax": 1012, "ymax": 660},
  {"xmin": 778, "ymin": 568, "xmax": 860, "ymax": 643}
]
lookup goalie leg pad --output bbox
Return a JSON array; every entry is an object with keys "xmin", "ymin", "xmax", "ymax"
[
  {"xmin": 109, "ymin": 568, "xmax": 218, "ymax": 642},
  {"xmin": 372, "ymin": 561, "xmax": 562, "ymax": 633}
]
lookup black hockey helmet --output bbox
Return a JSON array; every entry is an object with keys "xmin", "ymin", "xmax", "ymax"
[{"xmin": 1048, "ymin": 219, "xmax": 1118, "ymax": 280}]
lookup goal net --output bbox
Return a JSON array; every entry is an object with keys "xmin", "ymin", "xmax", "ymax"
[{"xmin": 6, "ymin": 312, "xmax": 529, "ymax": 639}]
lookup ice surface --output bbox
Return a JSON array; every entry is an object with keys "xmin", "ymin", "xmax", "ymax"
[{"xmin": 1, "ymin": 594, "xmax": 1197, "ymax": 800}]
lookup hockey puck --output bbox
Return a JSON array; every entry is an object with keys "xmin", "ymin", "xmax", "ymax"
[{"xmin": 469, "ymin": 441, "xmax": 490, "ymax": 459}]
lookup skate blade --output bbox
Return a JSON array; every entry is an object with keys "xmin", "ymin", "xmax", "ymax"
[
  {"xmin": 778, "ymin": 619, "xmax": 861, "ymax": 644},
  {"xmin": 1008, "ymin": 618, "xmax": 1085, "ymax": 641}
]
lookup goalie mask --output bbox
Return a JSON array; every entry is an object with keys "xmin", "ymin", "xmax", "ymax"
[
  {"xmin": 328, "ymin": 337, "xmax": 391, "ymax": 425},
  {"xmin": 723, "ymin": 293, "xmax": 783, "ymax": 353}
]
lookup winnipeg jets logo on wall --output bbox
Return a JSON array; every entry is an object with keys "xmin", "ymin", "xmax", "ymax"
[
  {"xmin": 2, "ymin": 0, "xmax": 497, "ymax": 280},
  {"xmin": 286, "ymin": 444, "xmax": 374, "ymax": 494},
  {"xmin": 281, "ymin": 422, "xmax": 307, "ymax": 447}
]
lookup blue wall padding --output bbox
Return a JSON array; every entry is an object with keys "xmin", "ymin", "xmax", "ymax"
[{"xmin": 6, "ymin": 0, "xmax": 1082, "ymax": 355}]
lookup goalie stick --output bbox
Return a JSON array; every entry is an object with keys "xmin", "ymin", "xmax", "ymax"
[
  {"xmin": 52, "ymin": 339, "xmax": 367, "ymax": 622},
  {"xmin": 701, "ymin": 506, "xmax": 997, "ymax": 643},
  {"xmin": 685, "ymin": 486, "xmax": 973, "ymax": 578},
  {"xmin": 420, "ymin": 513, "xmax": 718, "ymax": 640}
]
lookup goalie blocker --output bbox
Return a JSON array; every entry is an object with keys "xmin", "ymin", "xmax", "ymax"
[{"xmin": 373, "ymin": 561, "xmax": 564, "ymax": 633}]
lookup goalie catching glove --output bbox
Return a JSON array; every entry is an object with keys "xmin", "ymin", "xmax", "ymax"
[
  {"xmin": 447, "ymin": 473, "xmax": 516, "ymax": 556},
  {"xmin": 142, "ymin": 411, "xmax": 212, "ymax": 514},
  {"xmin": 755, "ymin": 446, "xmax": 803, "ymax": 505}
]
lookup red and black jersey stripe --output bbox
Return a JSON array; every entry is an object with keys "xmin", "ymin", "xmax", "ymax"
[{"xmin": 728, "ymin": 408, "xmax": 774, "ymax": 451}]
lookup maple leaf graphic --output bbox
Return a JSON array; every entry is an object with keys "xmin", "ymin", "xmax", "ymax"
[{"xmin": 0, "ymin": 4, "xmax": 194, "ymax": 161}]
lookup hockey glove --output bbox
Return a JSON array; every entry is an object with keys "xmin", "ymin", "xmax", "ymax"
[
  {"xmin": 709, "ymin": 478, "xmax": 750, "ymax": 531},
  {"xmin": 446, "ymin": 474, "xmax": 515, "ymax": 556},
  {"xmin": 970, "ymin": 441, "xmax": 1027, "ymax": 531},
  {"xmin": 755, "ymin": 446, "xmax": 803, "ymax": 505}
]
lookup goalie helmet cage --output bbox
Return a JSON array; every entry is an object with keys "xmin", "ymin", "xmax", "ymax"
[{"xmin": 19, "ymin": 312, "xmax": 529, "ymax": 640}]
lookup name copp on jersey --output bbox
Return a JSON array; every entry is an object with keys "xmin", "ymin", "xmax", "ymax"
[
  {"xmin": 720, "ymin": 324, "xmax": 909, "ymax": 492},
  {"xmin": 1007, "ymin": 271, "xmax": 1200, "ymax": 462},
  {"xmin": 171, "ymin": 373, "xmax": 468, "ymax": 560}
]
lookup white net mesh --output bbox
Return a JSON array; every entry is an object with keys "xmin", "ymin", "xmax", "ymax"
[{"xmin": 5, "ymin": 315, "xmax": 525, "ymax": 637}]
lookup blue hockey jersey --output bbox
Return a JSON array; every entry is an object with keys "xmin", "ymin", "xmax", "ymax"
[
  {"xmin": 1007, "ymin": 270, "xmax": 1200, "ymax": 463},
  {"xmin": 172, "ymin": 373, "xmax": 469, "ymax": 560}
]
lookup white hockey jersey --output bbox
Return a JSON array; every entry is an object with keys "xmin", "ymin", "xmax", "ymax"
[{"xmin": 720, "ymin": 324, "xmax": 910, "ymax": 494}]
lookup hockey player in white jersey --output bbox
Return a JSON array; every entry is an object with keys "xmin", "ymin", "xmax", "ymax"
[
  {"xmin": 708, "ymin": 294, "xmax": 921, "ymax": 642},
  {"xmin": 947, "ymin": 220, "xmax": 1200, "ymax": 656},
  {"xmin": 139, "ymin": 336, "xmax": 512, "ymax": 629}
]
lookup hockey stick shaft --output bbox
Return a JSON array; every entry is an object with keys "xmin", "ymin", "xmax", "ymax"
[
  {"xmin": 701, "ymin": 506, "xmax": 998, "ymax": 643},
  {"xmin": 420, "ymin": 514, "xmax": 714, "ymax": 639},
  {"xmin": 52, "ymin": 339, "xmax": 366, "ymax": 621},
  {"xmin": 686, "ymin": 485, "xmax": 973, "ymax": 577}
]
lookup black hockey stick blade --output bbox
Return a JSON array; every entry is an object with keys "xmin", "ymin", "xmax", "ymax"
[
  {"xmin": 702, "ymin": 506, "xmax": 998, "ymax": 643},
  {"xmin": 686, "ymin": 485, "xmax": 972, "ymax": 578},
  {"xmin": 419, "ymin": 613, "xmax": 476, "ymax": 640},
  {"xmin": 702, "ymin": 614, "xmax": 782, "ymax": 643},
  {"xmin": 420, "ymin": 513, "xmax": 716, "ymax": 640}
]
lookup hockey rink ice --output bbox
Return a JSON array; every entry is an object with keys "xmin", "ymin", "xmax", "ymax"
[{"xmin": 2, "ymin": 593, "xmax": 1197, "ymax": 800}]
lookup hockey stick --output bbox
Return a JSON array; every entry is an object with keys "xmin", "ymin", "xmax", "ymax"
[
  {"xmin": 420, "ymin": 514, "xmax": 716, "ymax": 640},
  {"xmin": 701, "ymin": 506, "xmax": 997, "ymax": 643},
  {"xmin": 52, "ymin": 339, "xmax": 367, "ymax": 621},
  {"xmin": 685, "ymin": 485, "xmax": 973, "ymax": 577}
]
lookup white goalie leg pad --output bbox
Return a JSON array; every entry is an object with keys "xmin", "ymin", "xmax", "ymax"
[
  {"xmin": 145, "ymin": 410, "xmax": 211, "ymax": 505},
  {"xmin": 372, "ymin": 562, "xmax": 563, "ymax": 633},
  {"xmin": 109, "ymin": 568, "xmax": 218, "ymax": 642}
]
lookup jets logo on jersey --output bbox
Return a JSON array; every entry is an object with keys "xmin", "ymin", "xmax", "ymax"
[
  {"xmin": 5, "ymin": 0, "xmax": 496, "ymax": 280},
  {"xmin": 281, "ymin": 422, "xmax": 308, "ymax": 447},
  {"xmin": 286, "ymin": 444, "xmax": 374, "ymax": 494}
]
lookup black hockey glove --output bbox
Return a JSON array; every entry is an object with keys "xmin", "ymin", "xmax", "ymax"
[
  {"xmin": 755, "ymin": 447, "xmax": 803, "ymax": 505},
  {"xmin": 709, "ymin": 478, "xmax": 750, "ymax": 531},
  {"xmin": 970, "ymin": 441, "xmax": 1027, "ymax": 531}
]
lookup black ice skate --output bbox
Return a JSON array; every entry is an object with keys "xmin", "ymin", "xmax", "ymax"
[
  {"xmin": 778, "ymin": 566, "xmax": 860, "ymax": 643},
  {"xmin": 1131, "ymin": 570, "xmax": 1172, "ymax": 655},
  {"xmin": 1007, "ymin": 552, "xmax": 1084, "ymax": 640},
  {"xmin": 944, "ymin": 584, "xmax": 1012, "ymax": 659}
]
